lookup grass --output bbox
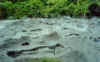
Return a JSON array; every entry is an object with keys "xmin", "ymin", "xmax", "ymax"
[
  {"xmin": 28, "ymin": 57, "xmax": 62, "ymax": 62},
  {"xmin": 0, "ymin": 0, "xmax": 100, "ymax": 19}
]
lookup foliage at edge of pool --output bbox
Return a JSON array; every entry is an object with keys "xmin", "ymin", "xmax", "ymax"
[
  {"xmin": 28, "ymin": 57, "xmax": 62, "ymax": 62},
  {"xmin": 0, "ymin": 0, "xmax": 100, "ymax": 19}
]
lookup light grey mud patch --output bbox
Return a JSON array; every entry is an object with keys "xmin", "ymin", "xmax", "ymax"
[
  {"xmin": 60, "ymin": 50, "xmax": 88, "ymax": 62},
  {"xmin": 0, "ymin": 17, "xmax": 100, "ymax": 62}
]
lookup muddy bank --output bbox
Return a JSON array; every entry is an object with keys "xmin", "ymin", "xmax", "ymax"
[{"xmin": 0, "ymin": 16, "xmax": 100, "ymax": 62}]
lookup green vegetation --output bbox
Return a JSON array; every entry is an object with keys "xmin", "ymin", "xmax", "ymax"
[
  {"xmin": 28, "ymin": 57, "xmax": 62, "ymax": 62},
  {"xmin": 0, "ymin": 0, "xmax": 100, "ymax": 19}
]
